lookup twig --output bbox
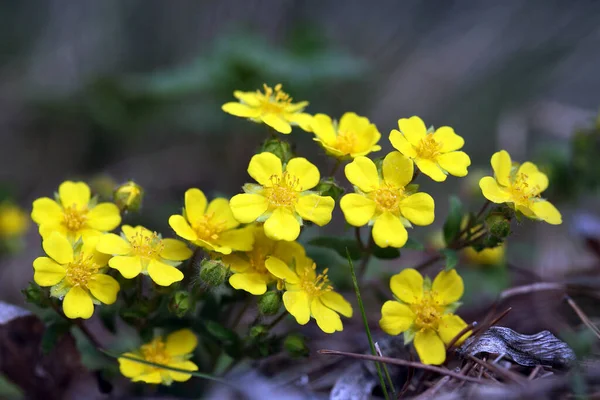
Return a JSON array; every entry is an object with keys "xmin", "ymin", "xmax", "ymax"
[
  {"xmin": 475, "ymin": 200, "xmax": 491, "ymax": 220},
  {"xmin": 466, "ymin": 354, "xmax": 526, "ymax": 385},
  {"xmin": 229, "ymin": 296, "xmax": 253, "ymax": 330},
  {"xmin": 528, "ymin": 365, "xmax": 543, "ymax": 381},
  {"xmin": 411, "ymin": 376, "xmax": 450, "ymax": 400},
  {"xmin": 565, "ymin": 295, "xmax": 600, "ymax": 339},
  {"xmin": 318, "ymin": 349, "xmax": 485, "ymax": 384},
  {"xmin": 375, "ymin": 343, "xmax": 397, "ymax": 397},
  {"xmin": 413, "ymin": 254, "xmax": 443, "ymax": 271},
  {"xmin": 499, "ymin": 282, "xmax": 565, "ymax": 301},
  {"xmin": 354, "ymin": 226, "xmax": 365, "ymax": 252},
  {"xmin": 266, "ymin": 310, "xmax": 288, "ymax": 330},
  {"xmin": 445, "ymin": 321, "xmax": 477, "ymax": 350}
]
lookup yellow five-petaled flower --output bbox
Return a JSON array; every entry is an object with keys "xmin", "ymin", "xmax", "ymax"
[
  {"xmin": 379, "ymin": 268, "xmax": 470, "ymax": 365},
  {"xmin": 311, "ymin": 112, "xmax": 381, "ymax": 159},
  {"xmin": 390, "ymin": 116, "xmax": 471, "ymax": 182},
  {"xmin": 222, "ymin": 83, "xmax": 313, "ymax": 134},
  {"xmin": 479, "ymin": 150, "xmax": 561, "ymax": 225},
  {"xmin": 97, "ymin": 225, "xmax": 192, "ymax": 286},
  {"xmin": 31, "ymin": 181, "xmax": 121, "ymax": 241},
  {"xmin": 119, "ymin": 329, "xmax": 198, "ymax": 386},
  {"xmin": 230, "ymin": 152, "xmax": 335, "ymax": 241},
  {"xmin": 33, "ymin": 232, "xmax": 119, "ymax": 319},
  {"xmin": 340, "ymin": 152, "xmax": 435, "ymax": 248}
]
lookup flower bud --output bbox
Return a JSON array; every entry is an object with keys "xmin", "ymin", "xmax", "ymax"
[
  {"xmin": 260, "ymin": 137, "xmax": 294, "ymax": 164},
  {"xmin": 199, "ymin": 258, "xmax": 229, "ymax": 286},
  {"xmin": 169, "ymin": 290, "xmax": 191, "ymax": 318},
  {"xmin": 249, "ymin": 324, "xmax": 269, "ymax": 339},
  {"xmin": 284, "ymin": 333, "xmax": 309, "ymax": 358},
  {"xmin": 485, "ymin": 214, "xmax": 511, "ymax": 239},
  {"xmin": 22, "ymin": 282, "xmax": 47, "ymax": 308},
  {"xmin": 258, "ymin": 291, "xmax": 282, "ymax": 316},
  {"xmin": 114, "ymin": 181, "xmax": 144, "ymax": 212}
]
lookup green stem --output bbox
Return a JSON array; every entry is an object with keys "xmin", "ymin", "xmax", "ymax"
[
  {"xmin": 358, "ymin": 230, "xmax": 374, "ymax": 279},
  {"xmin": 346, "ymin": 250, "xmax": 391, "ymax": 400},
  {"xmin": 229, "ymin": 296, "xmax": 252, "ymax": 331},
  {"xmin": 329, "ymin": 159, "xmax": 342, "ymax": 176},
  {"xmin": 266, "ymin": 310, "xmax": 288, "ymax": 330},
  {"xmin": 376, "ymin": 343, "xmax": 397, "ymax": 397}
]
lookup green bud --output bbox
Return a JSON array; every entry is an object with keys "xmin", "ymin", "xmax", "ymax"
[
  {"xmin": 284, "ymin": 333, "xmax": 309, "ymax": 358},
  {"xmin": 22, "ymin": 282, "xmax": 47, "ymax": 308},
  {"xmin": 169, "ymin": 290, "xmax": 191, "ymax": 318},
  {"xmin": 485, "ymin": 213, "xmax": 511, "ymax": 239},
  {"xmin": 249, "ymin": 324, "xmax": 269, "ymax": 339},
  {"xmin": 199, "ymin": 258, "xmax": 229, "ymax": 286},
  {"xmin": 114, "ymin": 181, "xmax": 144, "ymax": 212},
  {"xmin": 260, "ymin": 138, "xmax": 294, "ymax": 164},
  {"xmin": 314, "ymin": 178, "xmax": 345, "ymax": 202},
  {"xmin": 258, "ymin": 291, "xmax": 282, "ymax": 316}
]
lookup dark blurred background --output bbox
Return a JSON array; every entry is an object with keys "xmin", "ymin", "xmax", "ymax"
[{"xmin": 1, "ymin": 0, "xmax": 599, "ymax": 314}]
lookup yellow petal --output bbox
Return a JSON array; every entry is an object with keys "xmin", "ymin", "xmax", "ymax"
[
  {"xmin": 229, "ymin": 272, "xmax": 268, "ymax": 295},
  {"xmin": 320, "ymin": 291, "xmax": 353, "ymax": 318},
  {"xmin": 265, "ymin": 256, "xmax": 300, "ymax": 284},
  {"xmin": 436, "ymin": 151, "xmax": 471, "ymax": 177},
  {"xmin": 229, "ymin": 194, "xmax": 269, "ymax": 224},
  {"xmin": 58, "ymin": 181, "xmax": 90, "ymax": 208},
  {"xmin": 31, "ymin": 197, "xmax": 63, "ymax": 225},
  {"xmin": 382, "ymin": 151, "xmax": 414, "ymax": 188},
  {"xmin": 88, "ymin": 274, "xmax": 120, "ymax": 304},
  {"xmin": 168, "ymin": 361, "xmax": 198, "ymax": 382},
  {"xmin": 184, "ymin": 188, "xmax": 207, "ymax": 223},
  {"xmin": 432, "ymin": 269, "xmax": 463, "ymax": 305},
  {"xmin": 109, "ymin": 256, "xmax": 143, "ymax": 279},
  {"xmin": 479, "ymin": 176, "xmax": 511, "ymax": 203},
  {"xmin": 415, "ymin": 158, "xmax": 447, "ymax": 182},
  {"xmin": 118, "ymin": 353, "xmax": 147, "ymax": 378},
  {"xmin": 311, "ymin": 297, "xmax": 343, "ymax": 333},
  {"xmin": 345, "ymin": 156, "xmax": 380, "ymax": 192},
  {"xmin": 372, "ymin": 212, "xmax": 407, "ymax": 248},
  {"xmin": 530, "ymin": 200, "xmax": 562, "ymax": 225},
  {"xmin": 261, "ymin": 113, "xmax": 292, "ymax": 134},
  {"xmin": 518, "ymin": 162, "xmax": 549, "ymax": 193},
  {"xmin": 121, "ymin": 225, "xmax": 139, "ymax": 242},
  {"xmin": 248, "ymin": 152, "xmax": 283, "ymax": 187},
  {"xmin": 287, "ymin": 112, "xmax": 313, "ymax": 132},
  {"xmin": 216, "ymin": 227, "xmax": 254, "ymax": 253},
  {"xmin": 97, "ymin": 233, "xmax": 131, "ymax": 255},
  {"xmin": 168, "ymin": 215, "xmax": 199, "ymax": 241},
  {"xmin": 432, "ymin": 126, "xmax": 464, "ymax": 152},
  {"xmin": 286, "ymin": 157, "xmax": 320, "ymax": 191},
  {"xmin": 63, "ymin": 286, "xmax": 94, "ymax": 319},
  {"xmin": 43, "ymin": 232, "xmax": 74, "ymax": 264},
  {"xmin": 398, "ymin": 116, "xmax": 427, "ymax": 146},
  {"xmin": 389, "ymin": 129, "xmax": 417, "ymax": 158},
  {"xmin": 379, "ymin": 300, "xmax": 415, "ymax": 335},
  {"xmin": 340, "ymin": 194, "xmax": 376, "ymax": 226},
  {"xmin": 221, "ymin": 254, "xmax": 250, "ymax": 272},
  {"xmin": 491, "ymin": 150, "xmax": 512, "ymax": 187},
  {"xmin": 221, "ymin": 102, "xmax": 261, "ymax": 118},
  {"xmin": 132, "ymin": 371, "xmax": 162, "ymax": 384},
  {"xmin": 207, "ymin": 198, "xmax": 240, "ymax": 230},
  {"xmin": 399, "ymin": 193, "xmax": 435, "ymax": 226},
  {"xmin": 233, "ymin": 90, "xmax": 261, "ymax": 106},
  {"xmin": 166, "ymin": 329, "xmax": 198, "ymax": 356},
  {"xmin": 147, "ymin": 259, "xmax": 184, "ymax": 286},
  {"xmin": 81, "ymin": 235, "xmax": 110, "ymax": 266},
  {"xmin": 160, "ymin": 238, "xmax": 192, "ymax": 261},
  {"xmin": 33, "ymin": 257, "xmax": 66, "ymax": 286},
  {"xmin": 295, "ymin": 194, "xmax": 334, "ymax": 226},
  {"xmin": 38, "ymin": 223, "xmax": 68, "ymax": 240},
  {"xmin": 263, "ymin": 208, "xmax": 300, "ymax": 241},
  {"xmin": 311, "ymin": 114, "xmax": 336, "ymax": 144},
  {"xmin": 414, "ymin": 329, "xmax": 446, "ymax": 365},
  {"xmin": 86, "ymin": 203, "xmax": 121, "ymax": 231},
  {"xmin": 390, "ymin": 268, "xmax": 423, "ymax": 304},
  {"xmin": 283, "ymin": 290, "xmax": 310, "ymax": 325},
  {"xmin": 438, "ymin": 314, "xmax": 470, "ymax": 345}
]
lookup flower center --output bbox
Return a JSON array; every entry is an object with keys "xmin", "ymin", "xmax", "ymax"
[
  {"xmin": 371, "ymin": 184, "xmax": 404, "ymax": 213},
  {"xmin": 192, "ymin": 213, "xmax": 225, "ymax": 242},
  {"xmin": 62, "ymin": 205, "xmax": 88, "ymax": 232},
  {"xmin": 299, "ymin": 263, "xmax": 332, "ymax": 298},
  {"xmin": 248, "ymin": 245, "xmax": 271, "ymax": 276},
  {"xmin": 140, "ymin": 338, "xmax": 172, "ymax": 366},
  {"xmin": 258, "ymin": 83, "xmax": 293, "ymax": 114},
  {"xmin": 130, "ymin": 231, "xmax": 164, "ymax": 260},
  {"xmin": 510, "ymin": 173, "xmax": 539, "ymax": 205},
  {"xmin": 416, "ymin": 135, "xmax": 441, "ymax": 160},
  {"xmin": 65, "ymin": 254, "xmax": 99, "ymax": 288},
  {"xmin": 334, "ymin": 130, "xmax": 357, "ymax": 154},
  {"xmin": 410, "ymin": 291, "xmax": 444, "ymax": 331},
  {"xmin": 263, "ymin": 172, "xmax": 300, "ymax": 209}
]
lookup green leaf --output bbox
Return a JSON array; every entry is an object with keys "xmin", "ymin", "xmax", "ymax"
[
  {"xmin": 308, "ymin": 236, "xmax": 361, "ymax": 260},
  {"xmin": 403, "ymin": 327, "xmax": 416, "ymax": 345},
  {"xmin": 372, "ymin": 245, "xmax": 400, "ymax": 260},
  {"xmin": 440, "ymin": 249, "xmax": 459, "ymax": 271},
  {"xmin": 404, "ymin": 237, "xmax": 424, "ymax": 250},
  {"xmin": 41, "ymin": 320, "xmax": 71, "ymax": 354},
  {"xmin": 443, "ymin": 196, "xmax": 464, "ymax": 246},
  {"xmin": 314, "ymin": 178, "xmax": 345, "ymax": 202},
  {"xmin": 205, "ymin": 321, "xmax": 239, "ymax": 344}
]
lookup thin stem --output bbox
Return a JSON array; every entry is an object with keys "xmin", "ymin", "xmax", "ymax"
[
  {"xmin": 358, "ymin": 230, "xmax": 374, "ymax": 279},
  {"xmin": 354, "ymin": 226, "xmax": 365, "ymax": 252},
  {"xmin": 229, "ymin": 296, "xmax": 253, "ymax": 331},
  {"xmin": 475, "ymin": 200, "xmax": 491, "ymax": 220},
  {"xmin": 565, "ymin": 295, "xmax": 600, "ymax": 339},
  {"xmin": 329, "ymin": 159, "xmax": 342, "ymax": 177},
  {"xmin": 49, "ymin": 299, "xmax": 104, "ymax": 350},
  {"xmin": 499, "ymin": 282, "xmax": 564, "ymax": 301},
  {"xmin": 413, "ymin": 254, "xmax": 442, "ymax": 271},
  {"xmin": 346, "ymin": 251, "xmax": 390, "ymax": 400},
  {"xmin": 375, "ymin": 343, "xmax": 397, "ymax": 397},
  {"xmin": 266, "ymin": 310, "xmax": 288, "ymax": 330}
]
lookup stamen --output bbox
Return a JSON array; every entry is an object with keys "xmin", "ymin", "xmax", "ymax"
[
  {"xmin": 416, "ymin": 135, "xmax": 442, "ymax": 160},
  {"xmin": 264, "ymin": 172, "xmax": 300, "ymax": 209},
  {"xmin": 62, "ymin": 204, "xmax": 88, "ymax": 231},
  {"xmin": 65, "ymin": 254, "xmax": 99, "ymax": 288},
  {"xmin": 299, "ymin": 263, "xmax": 332, "ymax": 297},
  {"xmin": 130, "ymin": 231, "xmax": 164, "ymax": 259},
  {"xmin": 410, "ymin": 290, "xmax": 444, "ymax": 331},
  {"xmin": 140, "ymin": 337, "xmax": 171, "ymax": 365},
  {"xmin": 192, "ymin": 213, "xmax": 226, "ymax": 242},
  {"xmin": 335, "ymin": 130, "xmax": 357, "ymax": 154},
  {"xmin": 371, "ymin": 183, "xmax": 404, "ymax": 213}
]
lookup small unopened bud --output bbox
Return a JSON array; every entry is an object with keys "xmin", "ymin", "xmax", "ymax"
[
  {"xmin": 260, "ymin": 138, "xmax": 294, "ymax": 164},
  {"xmin": 169, "ymin": 290, "xmax": 191, "ymax": 318},
  {"xmin": 284, "ymin": 333, "xmax": 309, "ymax": 358},
  {"xmin": 258, "ymin": 291, "xmax": 282, "ymax": 316},
  {"xmin": 199, "ymin": 258, "xmax": 229, "ymax": 286},
  {"xmin": 22, "ymin": 282, "xmax": 47, "ymax": 308},
  {"xmin": 114, "ymin": 181, "xmax": 144, "ymax": 212},
  {"xmin": 249, "ymin": 324, "xmax": 269, "ymax": 339},
  {"xmin": 314, "ymin": 178, "xmax": 344, "ymax": 202},
  {"xmin": 485, "ymin": 214, "xmax": 511, "ymax": 239}
]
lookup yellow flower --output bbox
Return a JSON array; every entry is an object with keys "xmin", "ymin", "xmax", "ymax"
[
  {"xmin": 379, "ymin": 268, "xmax": 469, "ymax": 365},
  {"xmin": 31, "ymin": 181, "xmax": 121, "ymax": 241},
  {"xmin": 119, "ymin": 329, "xmax": 198, "ymax": 385},
  {"xmin": 389, "ymin": 116, "xmax": 471, "ymax": 182},
  {"xmin": 221, "ymin": 83, "xmax": 313, "ymax": 134},
  {"xmin": 311, "ymin": 112, "xmax": 381, "ymax": 159},
  {"xmin": 97, "ymin": 225, "xmax": 192, "ymax": 286},
  {"xmin": 265, "ymin": 254, "xmax": 352, "ymax": 333},
  {"xmin": 0, "ymin": 202, "xmax": 29, "ymax": 238},
  {"xmin": 222, "ymin": 225, "xmax": 305, "ymax": 295},
  {"xmin": 463, "ymin": 245, "xmax": 505, "ymax": 266},
  {"xmin": 340, "ymin": 152, "xmax": 435, "ymax": 248},
  {"xmin": 33, "ymin": 232, "xmax": 119, "ymax": 319},
  {"xmin": 230, "ymin": 152, "xmax": 335, "ymax": 241},
  {"xmin": 114, "ymin": 180, "xmax": 144, "ymax": 212},
  {"xmin": 479, "ymin": 150, "xmax": 561, "ymax": 225},
  {"xmin": 169, "ymin": 189, "xmax": 253, "ymax": 255}
]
